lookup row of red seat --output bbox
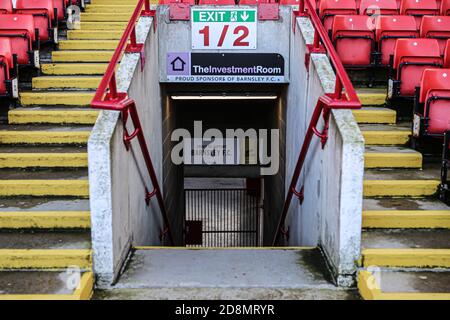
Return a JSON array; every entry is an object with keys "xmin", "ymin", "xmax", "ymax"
[
  {"xmin": 0, "ymin": 0, "xmax": 74, "ymax": 98},
  {"xmin": 333, "ymin": 15, "xmax": 450, "ymax": 67}
]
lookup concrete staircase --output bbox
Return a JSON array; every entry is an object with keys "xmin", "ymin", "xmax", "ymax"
[
  {"xmin": 0, "ymin": 0, "xmax": 134, "ymax": 300},
  {"xmin": 354, "ymin": 89, "xmax": 450, "ymax": 300}
]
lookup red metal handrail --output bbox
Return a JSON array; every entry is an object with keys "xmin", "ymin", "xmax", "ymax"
[
  {"xmin": 91, "ymin": 0, "xmax": 175, "ymax": 246},
  {"xmin": 272, "ymin": 0, "xmax": 361, "ymax": 245}
]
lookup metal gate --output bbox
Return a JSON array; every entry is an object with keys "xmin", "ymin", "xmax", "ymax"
[{"xmin": 184, "ymin": 189, "xmax": 260, "ymax": 247}]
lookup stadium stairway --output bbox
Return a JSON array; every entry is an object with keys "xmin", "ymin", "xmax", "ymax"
[
  {"xmin": 0, "ymin": 0, "xmax": 136, "ymax": 300},
  {"xmin": 354, "ymin": 89, "xmax": 450, "ymax": 300}
]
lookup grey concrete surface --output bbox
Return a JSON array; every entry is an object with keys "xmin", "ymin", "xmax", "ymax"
[
  {"xmin": 0, "ymin": 198, "xmax": 90, "ymax": 212},
  {"xmin": 0, "ymin": 271, "xmax": 79, "ymax": 295},
  {"xmin": 364, "ymin": 162, "xmax": 441, "ymax": 181},
  {"xmin": 0, "ymin": 169, "xmax": 88, "ymax": 180},
  {"xmin": 0, "ymin": 230, "xmax": 91, "ymax": 249},
  {"xmin": 362, "ymin": 229, "xmax": 450, "ymax": 249},
  {"xmin": 378, "ymin": 270, "xmax": 450, "ymax": 293},
  {"xmin": 363, "ymin": 197, "xmax": 450, "ymax": 211},
  {"xmin": 97, "ymin": 248, "xmax": 360, "ymax": 300}
]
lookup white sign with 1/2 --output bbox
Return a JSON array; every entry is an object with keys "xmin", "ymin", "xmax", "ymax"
[{"xmin": 191, "ymin": 8, "xmax": 257, "ymax": 50}]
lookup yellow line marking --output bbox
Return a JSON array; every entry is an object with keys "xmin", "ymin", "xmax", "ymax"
[
  {"xmin": 20, "ymin": 92, "xmax": 94, "ymax": 106},
  {"xmin": 0, "ymin": 249, "xmax": 92, "ymax": 269},
  {"xmin": 363, "ymin": 210, "xmax": 450, "ymax": 229},
  {"xmin": 0, "ymin": 153, "xmax": 88, "ymax": 168},
  {"xmin": 363, "ymin": 180, "xmax": 440, "ymax": 197},
  {"xmin": 353, "ymin": 109, "xmax": 396, "ymax": 124},
  {"xmin": 9, "ymin": 110, "xmax": 99, "ymax": 125},
  {"xmin": 365, "ymin": 152, "xmax": 422, "ymax": 169},
  {"xmin": 0, "ymin": 131, "xmax": 90, "ymax": 145},
  {"xmin": 52, "ymin": 51, "xmax": 114, "ymax": 63},
  {"xmin": 362, "ymin": 249, "xmax": 450, "ymax": 268},
  {"xmin": 32, "ymin": 77, "xmax": 101, "ymax": 89},
  {"xmin": 357, "ymin": 93, "xmax": 386, "ymax": 106},
  {"xmin": 358, "ymin": 270, "xmax": 450, "ymax": 300},
  {"xmin": 41, "ymin": 63, "xmax": 108, "ymax": 75},
  {"xmin": 362, "ymin": 130, "xmax": 410, "ymax": 145},
  {"xmin": 0, "ymin": 180, "xmax": 89, "ymax": 197},
  {"xmin": 0, "ymin": 272, "xmax": 94, "ymax": 300},
  {"xmin": 0, "ymin": 211, "xmax": 90, "ymax": 229}
]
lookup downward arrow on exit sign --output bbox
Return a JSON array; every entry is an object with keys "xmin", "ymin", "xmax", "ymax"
[{"xmin": 192, "ymin": 8, "xmax": 258, "ymax": 50}]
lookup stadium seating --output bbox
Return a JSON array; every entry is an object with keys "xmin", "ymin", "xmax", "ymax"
[
  {"xmin": 442, "ymin": 0, "xmax": 450, "ymax": 16},
  {"xmin": 0, "ymin": 14, "xmax": 39, "ymax": 67},
  {"xmin": 319, "ymin": 0, "xmax": 358, "ymax": 31},
  {"xmin": 240, "ymin": 0, "xmax": 273, "ymax": 4},
  {"xmin": 198, "ymin": 0, "xmax": 236, "ymax": 4},
  {"xmin": 332, "ymin": 15, "xmax": 375, "ymax": 67},
  {"xmin": 376, "ymin": 15, "xmax": 418, "ymax": 66},
  {"xmin": 359, "ymin": 0, "xmax": 398, "ymax": 15},
  {"xmin": 0, "ymin": 38, "xmax": 16, "ymax": 97},
  {"xmin": 15, "ymin": 0, "xmax": 57, "ymax": 43},
  {"xmin": 53, "ymin": 0, "xmax": 68, "ymax": 21},
  {"xmin": 0, "ymin": 0, "xmax": 13, "ymax": 14},
  {"xmin": 390, "ymin": 38, "xmax": 442, "ymax": 97},
  {"xmin": 420, "ymin": 16, "xmax": 450, "ymax": 55},
  {"xmin": 158, "ymin": 0, "xmax": 196, "ymax": 3},
  {"xmin": 400, "ymin": 0, "xmax": 439, "ymax": 29}
]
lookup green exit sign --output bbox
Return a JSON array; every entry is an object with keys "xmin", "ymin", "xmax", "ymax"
[{"xmin": 193, "ymin": 9, "xmax": 257, "ymax": 23}]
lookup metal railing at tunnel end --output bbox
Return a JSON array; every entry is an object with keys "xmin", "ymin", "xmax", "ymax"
[
  {"xmin": 272, "ymin": 0, "xmax": 362, "ymax": 246},
  {"xmin": 90, "ymin": 0, "xmax": 175, "ymax": 246}
]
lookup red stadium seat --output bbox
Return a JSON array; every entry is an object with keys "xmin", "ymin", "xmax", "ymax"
[
  {"xmin": 198, "ymin": 0, "xmax": 236, "ymax": 4},
  {"xmin": 240, "ymin": 0, "xmax": 273, "ymax": 4},
  {"xmin": 359, "ymin": 0, "xmax": 398, "ymax": 15},
  {"xmin": 376, "ymin": 15, "xmax": 418, "ymax": 65},
  {"xmin": 0, "ymin": 0, "xmax": 13, "ymax": 14},
  {"xmin": 332, "ymin": 15, "xmax": 375, "ymax": 67},
  {"xmin": 0, "ymin": 38, "xmax": 17, "ymax": 98},
  {"xmin": 418, "ymin": 68, "xmax": 450, "ymax": 134},
  {"xmin": 444, "ymin": 39, "xmax": 450, "ymax": 67},
  {"xmin": 442, "ymin": 0, "xmax": 450, "ymax": 15},
  {"xmin": 53, "ymin": 0, "xmax": 69, "ymax": 21},
  {"xmin": 420, "ymin": 16, "xmax": 450, "ymax": 55},
  {"xmin": 158, "ymin": 0, "xmax": 196, "ymax": 4},
  {"xmin": 15, "ymin": 0, "xmax": 57, "ymax": 42},
  {"xmin": 319, "ymin": 0, "xmax": 357, "ymax": 32},
  {"xmin": 400, "ymin": 0, "xmax": 439, "ymax": 29},
  {"xmin": 391, "ymin": 38, "xmax": 442, "ymax": 97},
  {"xmin": 0, "ymin": 14, "xmax": 39, "ymax": 67}
]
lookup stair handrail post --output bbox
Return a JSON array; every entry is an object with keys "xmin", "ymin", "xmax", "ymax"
[{"xmin": 91, "ymin": 0, "xmax": 175, "ymax": 246}]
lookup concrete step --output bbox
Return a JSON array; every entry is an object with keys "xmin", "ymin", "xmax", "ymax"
[
  {"xmin": 32, "ymin": 77, "xmax": 102, "ymax": 90},
  {"xmin": 0, "ymin": 152, "xmax": 87, "ymax": 168},
  {"xmin": 67, "ymin": 30, "xmax": 123, "ymax": 40},
  {"xmin": 0, "ymin": 197, "xmax": 89, "ymax": 212},
  {"xmin": 0, "ymin": 211, "xmax": 90, "ymax": 229},
  {"xmin": 357, "ymin": 89, "xmax": 386, "ymax": 106},
  {"xmin": 0, "ymin": 125, "xmax": 91, "ymax": 145},
  {"xmin": 360, "ymin": 123, "xmax": 411, "ymax": 146},
  {"xmin": 9, "ymin": 108, "xmax": 99, "ymax": 125},
  {"xmin": 59, "ymin": 40, "xmax": 119, "ymax": 50},
  {"xmin": 353, "ymin": 107, "xmax": 396, "ymax": 124},
  {"xmin": 41, "ymin": 63, "xmax": 108, "ymax": 76},
  {"xmin": 0, "ymin": 249, "xmax": 91, "ymax": 269},
  {"xmin": 102, "ymin": 248, "xmax": 358, "ymax": 300},
  {"xmin": 20, "ymin": 92, "xmax": 94, "ymax": 106},
  {"xmin": 0, "ymin": 230, "xmax": 91, "ymax": 249},
  {"xmin": 52, "ymin": 51, "xmax": 114, "ymax": 63},
  {"xmin": 78, "ymin": 22, "xmax": 127, "ymax": 30},
  {"xmin": 80, "ymin": 13, "xmax": 132, "ymax": 22},
  {"xmin": 85, "ymin": 5, "xmax": 135, "ymax": 13},
  {"xmin": 0, "ymin": 271, "xmax": 93, "ymax": 300},
  {"xmin": 365, "ymin": 146, "xmax": 422, "ymax": 169},
  {"xmin": 358, "ymin": 270, "xmax": 450, "ymax": 300}
]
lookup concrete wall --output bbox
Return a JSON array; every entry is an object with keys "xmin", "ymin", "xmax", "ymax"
[
  {"xmin": 285, "ymin": 18, "xmax": 364, "ymax": 286},
  {"xmin": 88, "ymin": 17, "xmax": 165, "ymax": 287}
]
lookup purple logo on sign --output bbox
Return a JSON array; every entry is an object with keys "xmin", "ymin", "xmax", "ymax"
[{"xmin": 167, "ymin": 53, "xmax": 190, "ymax": 76}]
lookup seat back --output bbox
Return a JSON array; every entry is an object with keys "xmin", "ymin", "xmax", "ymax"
[
  {"xmin": 0, "ymin": 37, "xmax": 12, "ymax": 95},
  {"xmin": 332, "ymin": 15, "xmax": 375, "ymax": 66},
  {"xmin": 442, "ymin": 0, "xmax": 450, "ymax": 15},
  {"xmin": 394, "ymin": 38, "xmax": 442, "ymax": 96},
  {"xmin": 444, "ymin": 39, "xmax": 450, "ymax": 67},
  {"xmin": 0, "ymin": 0, "xmax": 13, "ymax": 14},
  {"xmin": 359, "ymin": 0, "xmax": 398, "ymax": 15},
  {"xmin": 240, "ymin": 0, "xmax": 273, "ymax": 4},
  {"xmin": 376, "ymin": 15, "xmax": 418, "ymax": 65},
  {"xmin": 16, "ymin": 0, "xmax": 55, "ymax": 41},
  {"xmin": 420, "ymin": 16, "xmax": 450, "ymax": 55},
  {"xmin": 158, "ymin": 0, "xmax": 196, "ymax": 4},
  {"xmin": 420, "ymin": 68, "xmax": 450, "ymax": 134},
  {"xmin": 400, "ymin": 0, "xmax": 439, "ymax": 29},
  {"xmin": 319, "ymin": 0, "xmax": 357, "ymax": 31},
  {"xmin": 0, "ymin": 14, "xmax": 36, "ymax": 65},
  {"xmin": 198, "ymin": 0, "xmax": 236, "ymax": 4},
  {"xmin": 53, "ymin": 0, "xmax": 67, "ymax": 21}
]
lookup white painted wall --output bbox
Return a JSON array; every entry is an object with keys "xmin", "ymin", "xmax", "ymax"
[
  {"xmin": 88, "ymin": 17, "xmax": 165, "ymax": 287},
  {"xmin": 285, "ymin": 18, "xmax": 364, "ymax": 286}
]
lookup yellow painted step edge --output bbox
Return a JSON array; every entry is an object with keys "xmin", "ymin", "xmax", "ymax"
[
  {"xmin": 0, "ymin": 180, "xmax": 89, "ymax": 197},
  {"xmin": 365, "ymin": 152, "xmax": 422, "ymax": 169},
  {"xmin": 0, "ymin": 249, "xmax": 92, "ymax": 269},
  {"xmin": 363, "ymin": 210, "xmax": 450, "ymax": 229},
  {"xmin": 0, "ymin": 153, "xmax": 87, "ymax": 168},
  {"xmin": 357, "ymin": 93, "xmax": 386, "ymax": 106},
  {"xmin": 353, "ymin": 109, "xmax": 396, "ymax": 124},
  {"xmin": 364, "ymin": 180, "xmax": 440, "ymax": 197},
  {"xmin": 0, "ymin": 211, "xmax": 90, "ymax": 229},
  {"xmin": 0, "ymin": 131, "xmax": 90, "ymax": 145},
  {"xmin": 358, "ymin": 270, "xmax": 450, "ymax": 300},
  {"xmin": 9, "ymin": 110, "xmax": 99, "ymax": 125},
  {"xmin": 363, "ymin": 131, "xmax": 411, "ymax": 146},
  {"xmin": 0, "ymin": 272, "xmax": 94, "ymax": 300},
  {"xmin": 362, "ymin": 249, "xmax": 450, "ymax": 268}
]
